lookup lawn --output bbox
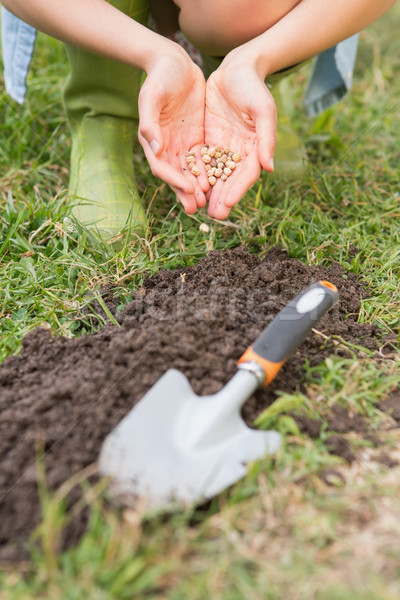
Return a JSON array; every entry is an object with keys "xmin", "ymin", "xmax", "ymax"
[{"xmin": 1, "ymin": 5, "xmax": 400, "ymax": 599}]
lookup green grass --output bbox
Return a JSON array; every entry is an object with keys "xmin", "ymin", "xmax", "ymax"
[{"xmin": 1, "ymin": 6, "xmax": 400, "ymax": 599}]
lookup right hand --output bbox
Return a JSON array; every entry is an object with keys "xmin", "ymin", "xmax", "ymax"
[
  {"xmin": 204, "ymin": 53, "xmax": 276, "ymax": 219},
  {"xmin": 138, "ymin": 46, "xmax": 209, "ymax": 214}
]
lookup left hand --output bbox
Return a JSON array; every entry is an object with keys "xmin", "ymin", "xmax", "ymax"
[{"xmin": 204, "ymin": 54, "xmax": 277, "ymax": 219}]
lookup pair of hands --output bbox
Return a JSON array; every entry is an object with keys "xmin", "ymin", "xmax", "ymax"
[{"xmin": 138, "ymin": 45, "xmax": 277, "ymax": 220}]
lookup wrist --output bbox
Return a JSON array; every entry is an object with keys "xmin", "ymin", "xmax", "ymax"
[
  {"xmin": 139, "ymin": 34, "xmax": 190, "ymax": 73},
  {"xmin": 223, "ymin": 42, "xmax": 272, "ymax": 80}
]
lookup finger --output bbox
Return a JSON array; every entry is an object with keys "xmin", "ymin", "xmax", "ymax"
[
  {"xmin": 138, "ymin": 84, "xmax": 165, "ymax": 157},
  {"xmin": 179, "ymin": 153, "xmax": 208, "ymax": 207},
  {"xmin": 170, "ymin": 186, "xmax": 198, "ymax": 215},
  {"xmin": 213, "ymin": 203, "xmax": 232, "ymax": 220},
  {"xmin": 207, "ymin": 193, "xmax": 232, "ymax": 219},
  {"xmin": 139, "ymin": 134, "xmax": 196, "ymax": 194},
  {"xmin": 208, "ymin": 154, "xmax": 261, "ymax": 217},
  {"xmin": 182, "ymin": 173, "xmax": 207, "ymax": 208},
  {"xmin": 195, "ymin": 188, "xmax": 207, "ymax": 208},
  {"xmin": 139, "ymin": 121, "xmax": 164, "ymax": 158},
  {"xmin": 222, "ymin": 159, "xmax": 261, "ymax": 208},
  {"xmin": 206, "ymin": 179, "xmax": 226, "ymax": 218},
  {"xmin": 197, "ymin": 166, "xmax": 210, "ymax": 194}
]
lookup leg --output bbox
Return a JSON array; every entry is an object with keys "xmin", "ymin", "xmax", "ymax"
[{"xmin": 63, "ymin": 0, "xmax": 149, "ymax": 238}]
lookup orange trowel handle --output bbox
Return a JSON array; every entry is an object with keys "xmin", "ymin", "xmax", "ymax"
[{"xmin": 238, "ymin": 281, "xmax": 339, "ymax": 386}]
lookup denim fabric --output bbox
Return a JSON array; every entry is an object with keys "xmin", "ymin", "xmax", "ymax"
[
  {"xmin": 1, "ymin": 9, "xmax": 359, "ymax": 115},
  {"xmin": 1, "ymin": 7, "xmax": 37, "ymax": 104},
  {"xmin": 303, "ymin": 34, "xmax": 359, "ymax": 116}
]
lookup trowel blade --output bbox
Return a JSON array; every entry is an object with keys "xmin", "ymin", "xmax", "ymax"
[{"xmin": 99, "ymin": 369, "xmax": 280, "ymax": 509}]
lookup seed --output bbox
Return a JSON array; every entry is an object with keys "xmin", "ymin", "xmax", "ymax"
[
  {"xmin": 199, "ymin": 223, "xmax": 210, "ymax": 233},
  {"xmin": 198, "ymin": 145, "xmax": 241, "ymax": 177},
  {"xmin": 186, "ymin": 155, "xmax": 196, "ymax": 164},
  {"xmin": 187, "ymin": 150, "xmax": 196, "ymax": 157}
]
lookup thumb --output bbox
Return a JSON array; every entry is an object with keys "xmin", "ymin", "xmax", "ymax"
[
  {"xmin": 138, "ymin": 81, "xmax": 165, "ymax": 156},
  {"xmin": 254, "ymin": 94, "xmax": 277, "ymax": 173}
]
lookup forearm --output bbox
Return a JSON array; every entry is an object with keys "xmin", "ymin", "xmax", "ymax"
[
  {"xmin": 1, "ymin": 0, "xmax": 178, "ymax": 72},
  {"xmin": 231, "ymin": 0, "xmax": 398, "ymax": 77}
]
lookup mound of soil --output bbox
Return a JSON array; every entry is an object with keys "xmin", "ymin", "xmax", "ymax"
[{"xmin": 0, "ymin": 246, "xmax": 383, "ymax": 561}]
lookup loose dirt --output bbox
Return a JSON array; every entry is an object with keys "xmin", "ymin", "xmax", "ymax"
[{"xmin": 0, "ymin": 246, "xmax": 390, "ymax": 561}]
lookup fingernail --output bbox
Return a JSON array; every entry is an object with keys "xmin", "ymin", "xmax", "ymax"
[
  {"xmin": 269, "ymin": 158, "xmax": 274, "ymax": 171},
  {"xmin": 150, "ymin": 140, "xmax": 159, "ymax": 155}
]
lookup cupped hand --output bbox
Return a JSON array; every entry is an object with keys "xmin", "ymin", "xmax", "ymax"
[
  {"xmin": 138, "ymin": 46, "xmax": 208, "ymax": 214},
  {"xmin": 205, "ymin": 56, "xmax": 277, "ymax": 219}
]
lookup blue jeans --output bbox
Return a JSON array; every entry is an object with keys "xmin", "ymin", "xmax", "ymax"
[
  {"xmin": 1, "ymin": 7, "xmax": 37, "ymax": 104},
  {"xmin": 1, "ymin": 6, "xmax": 358, "ymax": 116}
]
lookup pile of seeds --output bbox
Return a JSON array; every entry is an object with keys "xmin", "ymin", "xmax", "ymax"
[{"xmin": 186, "ymin": 145, "xmax": 241, "ymax": 186}]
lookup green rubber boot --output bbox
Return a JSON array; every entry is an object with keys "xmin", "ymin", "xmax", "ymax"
[
  {"xmin": 266, "ymin": 71, "xmax": 309, "ymax": 177},
  {"xmin": 63, "ymin": 0, "xmax": 149, "ymax": 238}
]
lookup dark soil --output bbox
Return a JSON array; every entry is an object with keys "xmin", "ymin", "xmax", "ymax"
[{"xmin": 0, "ymin": 246, "xmax": 390, "ymax": 561}]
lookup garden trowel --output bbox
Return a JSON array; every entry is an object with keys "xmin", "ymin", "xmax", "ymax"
[{"xmin": 100, "ymin": 280, "xmax": 338, "ymax": 509}]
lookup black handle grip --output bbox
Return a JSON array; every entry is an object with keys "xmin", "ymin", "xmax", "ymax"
[{"xmin": 238, "ymin": 281, "xmax": 339, "ymax": 384}]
